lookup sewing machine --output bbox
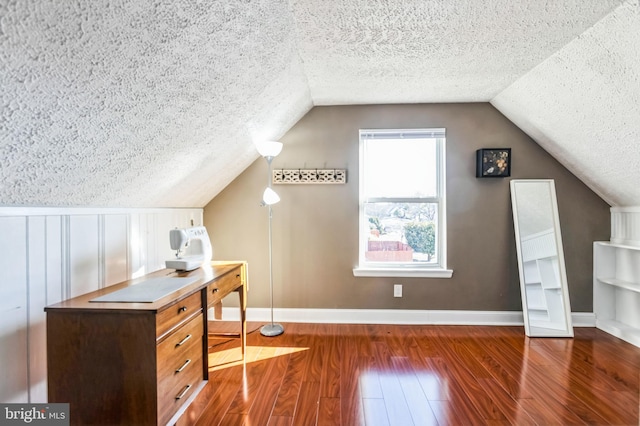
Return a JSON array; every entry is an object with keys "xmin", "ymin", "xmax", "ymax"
[{"xmin": 165, "ymin": 226, "xmax": 213, "ymax": 271}]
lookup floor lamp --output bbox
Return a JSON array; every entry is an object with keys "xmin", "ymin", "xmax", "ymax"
[{"xmin": 255, "ymin": 140, "xmax": 284, "ymax": 337}]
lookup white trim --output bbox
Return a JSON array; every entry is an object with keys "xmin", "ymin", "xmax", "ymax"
[
  {"xmin": 572, "ymin": 312, "xmax": 596, "ymax": 327},
  {"xmin": 217, "ymin": 307, "xmax": 595, "ymax": 327},
  {"xmin": 352, "ymin": 267, "xmax": 453, "ymax": 278},
  {"xmin": 357, "ymin": 129, "xmax": 448, "ymax": 271},
  {"xmin": 595, "ymin": 241, "xmax": 640, "ymax": 251},
  {"xmin": 611, "ymin": 206, "xmax": 640, "ymax": 213},
  {"xmin": 610, "ymin": 206, "xmax": 640, "ymax": 247},
  {"xmin": 98, "ymin": 215, "xmax": 105, "ymax": 289},
  {"xmin": 359, "ymin": 129, "xmax": 446, "ymax": 139}
]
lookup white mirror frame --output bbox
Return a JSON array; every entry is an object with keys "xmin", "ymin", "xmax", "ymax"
[{"xmin": 510, "ymin": 179, "xmax": 574, "ymax": 337}]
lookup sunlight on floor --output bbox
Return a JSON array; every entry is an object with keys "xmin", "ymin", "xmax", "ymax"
[
  {"xmin": 208, "ymin": 345, "xmax": 309, "ymax": 371},
  {"xmin": 360, "ymin": 368, "xmax": 448, "ymax": 425}
]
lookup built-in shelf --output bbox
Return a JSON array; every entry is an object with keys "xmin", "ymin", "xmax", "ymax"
[
  {"xmin": 596, "ymin": 241, "xmax": 640, "ymax": 251},
  {"xmin": 594, "ymin": 238, "xmax": 640, "ymax": 348},
  {"xmin": 597, "ymin": 277, "xmax": 640, "ymax": 293}
]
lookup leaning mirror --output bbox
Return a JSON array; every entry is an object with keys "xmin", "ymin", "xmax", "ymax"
[{"xmin": 510, "ymin": 179, "xmax": 573, "ymax": 337}]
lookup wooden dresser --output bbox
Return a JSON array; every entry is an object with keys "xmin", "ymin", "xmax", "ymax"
[{"xmin": 45, "ymin": 262, "xmax": 246, "ymax": 426}]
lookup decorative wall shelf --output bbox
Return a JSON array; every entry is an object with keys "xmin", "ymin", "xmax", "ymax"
[{"xmin": 273, "ymin": 169, "xmax": 347, "ymax": 184}]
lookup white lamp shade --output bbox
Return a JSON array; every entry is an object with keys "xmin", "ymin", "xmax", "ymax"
[
  {"xmin": 262, "ymin": 187, "xmax": 280, "ymax": 205},
  {"xmin": 255, "ymin": 140, "xmax": 283, "ymax": 158}
]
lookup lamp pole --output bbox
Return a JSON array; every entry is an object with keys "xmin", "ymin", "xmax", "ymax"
[{"xmin": 260, "ymin": 150, "xmax": 284, "ymax": 337}]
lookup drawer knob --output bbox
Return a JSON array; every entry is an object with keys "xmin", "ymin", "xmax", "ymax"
[
  {"xmin": 175, "ymin": 334, "xmax": 192, "ymax": 347},
  {"xmin": 212, "ymin": 288, "xmax": 219, "ymax": 293},
  {"xmin": 175, "ymin": 384, "xmax": 191, "ymax": 400},
  {"xmin": 175, "ymin": 359, "xmax": 191, "ymax": 373},
  {"xmin": 178, "ymin": 306, "xmax": 188, "ymax": 313},
  {"xmin": 236, "ymin": 274, "xmax": 240, "ymax": 278}
]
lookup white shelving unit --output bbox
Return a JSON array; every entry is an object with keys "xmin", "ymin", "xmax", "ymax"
[
  {"xmin": 594, "ymin": 241, "xmax": 640, "ymax": 347},
  {"xmin": 521, "ymin": 229, "xmax": 567, "ymax": 332}
]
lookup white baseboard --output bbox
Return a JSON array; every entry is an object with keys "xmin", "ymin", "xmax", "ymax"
[
  {"xmin": 213, "ymin": 307, "xmax": 596, "ymax": 327},
  {"xmin": 572, "ymin": 312, "xmax": 596, "ymax": 327}
]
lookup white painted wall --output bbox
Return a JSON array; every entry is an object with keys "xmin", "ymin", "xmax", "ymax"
[{"xmin": 0, "ymin": 207, "xmax": 202, "ymax": 403}]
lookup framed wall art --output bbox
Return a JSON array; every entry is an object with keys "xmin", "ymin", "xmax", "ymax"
[{"xmin": 476, "ymin": 148, "xmax": 511, "ymax": 178}]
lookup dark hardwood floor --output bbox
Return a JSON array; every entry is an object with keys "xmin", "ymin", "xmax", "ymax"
[{"xmin": 177, "ymin": 322, "xmax": 640, "ymax": 425}]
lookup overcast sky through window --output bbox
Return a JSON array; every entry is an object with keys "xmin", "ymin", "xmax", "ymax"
[{"xmin": 365, "ymin": 138, "xmax": 437, "ymax": 198}]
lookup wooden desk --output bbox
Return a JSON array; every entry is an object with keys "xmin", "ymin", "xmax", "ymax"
[
  {"xmin": 209, "ymin": 260, "xmax": 248, "ymax": 351},
  {"xmin": 45, "ymin": 261, "xmax": 247, "ymax": 426}
]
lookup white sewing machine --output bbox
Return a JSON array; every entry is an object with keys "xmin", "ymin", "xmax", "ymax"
[{"xmin": 165, "ymin": 226, "xmax": 213, "ymax": 271}]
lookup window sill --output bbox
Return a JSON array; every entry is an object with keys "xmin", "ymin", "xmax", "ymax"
[{"xmin": 352, "ymin": 267, "xmax": 454, "ymax": 278}]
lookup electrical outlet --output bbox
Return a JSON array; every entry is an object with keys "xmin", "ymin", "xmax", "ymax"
[{"xmin": 394, "ymin": 284, "xmax": 402, "ymax": 298}]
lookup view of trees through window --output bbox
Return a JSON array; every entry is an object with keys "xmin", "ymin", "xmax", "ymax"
[{"xmin": 365, "ymin": 202, "xmax": 438, "ymax": 263}]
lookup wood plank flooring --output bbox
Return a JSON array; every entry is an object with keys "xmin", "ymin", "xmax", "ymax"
[{"xmin": 177, "ymin": 323, "xmax": 640, "ymax": 425}]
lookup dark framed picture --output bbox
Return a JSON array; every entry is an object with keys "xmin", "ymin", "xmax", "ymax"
[{"xmin": 476, "ymin": 148, "xmax": 511, "ymax": 177}]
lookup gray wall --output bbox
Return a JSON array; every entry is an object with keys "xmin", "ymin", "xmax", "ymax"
[{"xmin": 204, "ymin": 104, "xmax": 610, "ymax": 312}]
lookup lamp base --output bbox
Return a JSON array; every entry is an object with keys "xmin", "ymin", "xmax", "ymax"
[{"xmin": 260, "ymin": 323, "xmax": 284, "ymax": 337}]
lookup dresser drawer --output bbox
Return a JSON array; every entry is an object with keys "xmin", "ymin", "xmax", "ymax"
[
  {"xmin": 157, "ymin": 342, "xmax": 203, "ymax": 424},
  {"xmin": 157, "ymin": 337, "xmax": 203, "ymax": 393},
  {"xmin": 157, "ymin": 313, "xmax": 204, "ymax": 371},
  {"xmin": 156, "ymin": 291, "xmax": 202, "ymax": 340},
  {"xmin": 207, "ymin": 268, "xmax": 242, "ymax": 307}
]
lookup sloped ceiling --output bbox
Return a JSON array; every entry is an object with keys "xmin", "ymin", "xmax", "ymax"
[
  {"xmin": 0, "ymin": 0, "xmax": 312, "ymax": 207},
  {"xmin": 492, "ymin": 1, "xmax": 640, "ymax": 206},
  {"xmin": 0, "ymin": 0, "xmax": 636, "ymax": 208}
]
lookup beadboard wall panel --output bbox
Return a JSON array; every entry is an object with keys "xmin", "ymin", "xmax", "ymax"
[
  {"xmin": 27, "ymin": 216, "xmax": 48, "ymax": 403},
  {"xmin": 69, "ymin": 215, "xmax": 101, "ymax": 299},
  {"xmin": 0, "ymin": 208, "xmax": 202, "ymax": 403},
  {"xmin": 130, "ymin": 213, "xmax": 149, "ymax": 279},
  {"xmin": 104, "ymin": 214, "xmax": 129, "ymax": 287},
  {"xmin": 45, "ymin": 216, "xmax": 64, "ymax": 306},
  {"xmin": 0, "ymin": 217, "xmax": 28, "ymax": 403}
]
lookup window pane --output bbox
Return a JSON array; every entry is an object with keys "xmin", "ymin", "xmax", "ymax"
[
  {"xmin": 364, "ymin": 202, "xmax": 438, "ymax": 264},
  {"xmin": 364, "ymin": 138, "xmax": 437, "ymax": 198}
]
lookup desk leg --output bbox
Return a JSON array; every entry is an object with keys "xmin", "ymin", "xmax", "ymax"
[
  {"xmin": 208, "ymin": 286, "xmax": 246, "ymax": 359},
  {"xmin": 238, "ymin": 285, "xmax": 246, "ymax": 357},
  {"xmin": 213, "ymin": 302, "xmax": 223, "ymax": 320}
]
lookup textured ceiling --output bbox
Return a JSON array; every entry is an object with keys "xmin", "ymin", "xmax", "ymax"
[
  {"xmin": 292, "ymin": 0, "xmax": 624, "ymax": 104},
  {"xmin": 0, "ymin": 0, "xmax": 311, "ymax": 207},
  {"xmin": 492, "ymin": 1, "xmax": 640, "ymax": 206},
  {"xmin": 0, "ymin": 0, "xmax": 636, "ymax": 208}
]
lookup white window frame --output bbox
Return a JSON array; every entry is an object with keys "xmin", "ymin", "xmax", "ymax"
[{"xmin": 353, "ymin": 128, "xmax": 453, "ymax": 278}]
